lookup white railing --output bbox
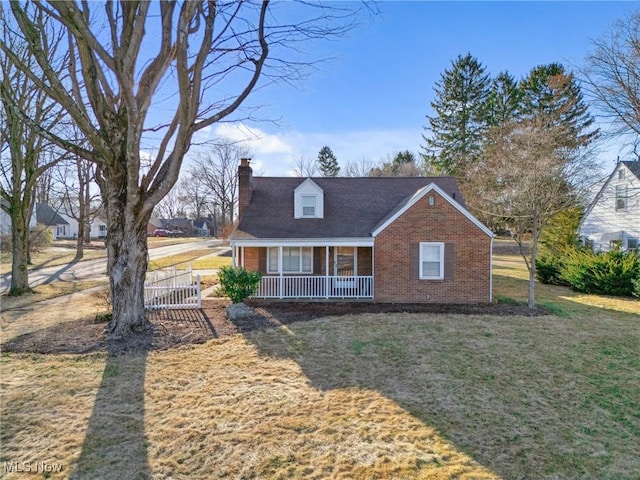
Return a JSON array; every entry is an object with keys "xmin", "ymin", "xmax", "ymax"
[
  {"xmin": 144, "ymin": 264, "xmax": 201, "ymax": 309},
  {"xmin": 255, "ymin": 275, "xmax": 373, "ymax": 299}
]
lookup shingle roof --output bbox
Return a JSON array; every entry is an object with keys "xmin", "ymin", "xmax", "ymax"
[
  {"xmin": 36, "ymin": 203, "xmax": 69, "ymax": 226},
  {"xmin": 233, "ymin": 176, "xmax": 464, "ymax": 239},
  {"xmin": 622, "ymin": 160, "xmax": 640, "ymax": 179}
]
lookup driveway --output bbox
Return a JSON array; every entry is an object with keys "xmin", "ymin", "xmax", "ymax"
[{"xmin": 0, "ymin": 239, "xmax": 222, "ymax": 293}]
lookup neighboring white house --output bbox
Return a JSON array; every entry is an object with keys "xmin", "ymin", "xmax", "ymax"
[
  {"xmin": 56, "ymin": 203, "xmax": 108, "ymax": 240},
  {"xmin": 1, "ymin": 198, "xmax": 38, "ymax": 237},
  {"xmin": 579, "ymin": 160, "xmax": 640, "ymax": 252}
]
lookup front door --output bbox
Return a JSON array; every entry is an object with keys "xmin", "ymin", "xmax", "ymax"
[{"xmin": 334, "ymin": 247, "xmax": 356, "ymax": 276}]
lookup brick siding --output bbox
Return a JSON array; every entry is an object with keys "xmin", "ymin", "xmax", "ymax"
[{"xmin": 374, "ymin": 191, "xmax": 491, "ymax": 303}]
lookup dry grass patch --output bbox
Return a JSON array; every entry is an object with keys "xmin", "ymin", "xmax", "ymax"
[
  {"xmin": 147, "ymin": 249, "xmax": 215, "ymax": 271},
  {"xmin": 1, "ymin": 339, "xmax": 497, "ymax": 479},
  {"xmin": 1, "ymin": 280, "xmax": 107, "ymax": 312}
]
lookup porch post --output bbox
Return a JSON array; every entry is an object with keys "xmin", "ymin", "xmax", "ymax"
[
  {"xmin": 278, "ymin": 246, "xmax": 283, "ymax": 299},
  {"xmin": 232, "ymin": 246, "xmax": 236, "ymax": 267},
  {"xmin": 325, "ymin": 246, "xmax": 330, "ymax": 299},
  {"xmin": 241, "ymin": 247, "xmax": 245, "ymax": 268}
]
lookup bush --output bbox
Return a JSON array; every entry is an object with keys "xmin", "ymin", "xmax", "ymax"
[
  {"xmin": 560, "ymin": 248, "xmax": 640, "ymax": 297},
  {"xmin": 535, "ymin": 251, "xmax": 567, "ymax": 286},
  {"xmin": 0, "ymin": 224, "xmax": 53, "ymax": 254},
  {"xmin": 216, "ymin": 266, "xmax": 262, "ymax": 304}
]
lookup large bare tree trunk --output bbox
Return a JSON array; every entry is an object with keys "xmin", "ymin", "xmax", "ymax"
[{"xmin": 103, "ymin": 189, "xmax": 151, "ymax": 338}]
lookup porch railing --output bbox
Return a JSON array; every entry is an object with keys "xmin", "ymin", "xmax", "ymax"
[{"xmin": 254, "ymin": 275, "xmax": 373, "ymax": 299}]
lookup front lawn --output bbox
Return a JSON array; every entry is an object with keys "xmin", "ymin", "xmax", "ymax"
[{"xmin": 1, "ymin": 252, "xmax": 638, "ymax": 479}]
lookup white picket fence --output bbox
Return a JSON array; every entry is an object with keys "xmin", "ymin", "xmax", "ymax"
[{"xmin": 144, "ymin": 264, "xmax": 201, "ymax": 310}]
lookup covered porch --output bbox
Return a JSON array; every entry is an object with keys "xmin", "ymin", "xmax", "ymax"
[{"xmin": 231, "ymin": 240, "xmax": 374, "ymax": 299}]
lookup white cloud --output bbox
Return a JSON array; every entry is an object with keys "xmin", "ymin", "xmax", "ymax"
[{"xmin": 213, "ymin": 123, "xmax": 293, "ymax": 156}]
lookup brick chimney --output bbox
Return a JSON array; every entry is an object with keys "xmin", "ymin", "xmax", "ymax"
[{"xmin": 238, "ymin": 157, "xmax": 253, "ymax": 219}]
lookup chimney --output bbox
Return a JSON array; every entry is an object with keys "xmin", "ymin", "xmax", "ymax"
[{"xmin": 238, "ymin": 157, "xmax": 253, "ymax": 219}]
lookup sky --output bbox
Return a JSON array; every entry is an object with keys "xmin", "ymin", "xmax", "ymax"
[{"xmin": 188, "ymin": 1, "xmax": 638, "ymax": 177}]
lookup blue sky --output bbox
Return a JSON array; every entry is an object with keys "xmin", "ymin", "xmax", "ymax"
[{"xmin": 191, "ymin": 1, "xmax": 638, "ymax": 176}]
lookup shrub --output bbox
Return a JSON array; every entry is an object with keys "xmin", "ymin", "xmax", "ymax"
[
  {"xmin": 0, "ymin": 224, "xmax": 53, "ymax": 254},
  {"xmin": 561, "ymin": 248, "xmax": 640, "ymax": 297},
  {"xmin": 535, "ymin": 251, "xmax": 567, "ymax": 286},
  {"xmin": 216, "ymin": 266, "xmax": 262, "ymax": 304}
]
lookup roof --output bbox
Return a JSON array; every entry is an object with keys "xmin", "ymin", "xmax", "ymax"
[
  {"xmin": 622, "ymin": 160, "xmax": 640, "ymax": 179},
  {"xmin": 161, "ymin": 218, "xmax": 191, "ymax": 229},
  {"xmin": 36, "ymin": 203, "xmax": 69, "ymax": 226},
  {"xmin": 232, "ymin": 176, "xmax": 465, "ymax": 239}
]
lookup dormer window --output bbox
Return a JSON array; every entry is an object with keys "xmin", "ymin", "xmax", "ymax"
[
  {"xmin": 302, "ymin": 195, "xmax": 316, "ymax": 217},
  {"xmin": 294, "ymin": 178, "xmax": 324, "ymax": 219}
]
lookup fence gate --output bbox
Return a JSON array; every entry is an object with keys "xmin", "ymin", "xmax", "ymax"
[{"xmin": 144, "ymin": 265, "xmax": 201, "ymax": 310}]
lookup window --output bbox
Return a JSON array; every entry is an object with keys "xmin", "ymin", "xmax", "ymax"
[
  {"xmin": 627, "ymin": 238, "xmax": 639, "ymax": 251},
  {"xmin": 99, "ymin": 225, "xmax": 107, "ymax": 232},
  {"xmin": 267, "ymin": 247, "xmax": 313, "ymax": 274},
  {"xmin": 619, "ymin": 169, "xmax": 625, "ymax": 180},
  {"xmin": 302, "ymin": 196, "xmax": 316, "ymax": 217},
  {"xmin": 615, "ymin": 185, "xmax": 627, "ymax": 211},
  {"xmin": 419, "ymin": 242, "xmax": 444, "ymax": 280}
]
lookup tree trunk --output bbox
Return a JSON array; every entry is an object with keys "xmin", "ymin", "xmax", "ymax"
[
  {"xmin": 528, "ymin": 219, "xmax": 539, "ymax": 311},
  {"xmin": 104, "ymin": 193, "xmax": 151, "ymax": 339},
  {"xmin": 10, "ymin": 209, "xmax": 32, "ymax": 296}
]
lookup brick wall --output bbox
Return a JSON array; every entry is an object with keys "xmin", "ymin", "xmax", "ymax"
[{"xmin": 374, "ymin": 191, "xmax": 491, "ymax": 303}]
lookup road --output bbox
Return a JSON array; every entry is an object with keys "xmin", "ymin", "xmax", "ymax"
[{"xmin": 0, "ymin": 239, "xmax": 222, "ymax": 293}]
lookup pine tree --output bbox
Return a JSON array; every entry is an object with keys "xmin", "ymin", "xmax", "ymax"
[
  {"xmin": 519, "ymin": 63, "xmax": 599, "ymax": 150},
  {"xmin": 486, "ymin": 71, "xmax": 522, "ymax": 127},
  {"xmin": 421, "ymin": 53, "xmax": 491, "ymax": 178},
  {"xmin": 317, "ymin": 146, "xmax": 340, "ymax": 177}
]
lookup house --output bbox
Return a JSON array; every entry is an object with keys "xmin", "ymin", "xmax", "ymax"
[
  {"xmin": 36, "ymin": 203, "xmax": 70, "ymax": 240},
  {"xmin": 147, "ymin": 216, "xmax": 163, "ymax": 236},
  {"xmin": 579, "ymin": 160, "xmax": 640, "ymax": 252},
  {"xmin": 161, "ymin": 218, "xmax": 193, "ymax": 236},
  {"xmin": 193, "ymin": 217, "xmax": 216, "ymax": 237},
  {"xmin": 229, "ymin": 159, "xmax": 494, "ymax": 303},
  {"xmin": 1, "ymin": 198, "xmax": 38, "ymax": 237}
]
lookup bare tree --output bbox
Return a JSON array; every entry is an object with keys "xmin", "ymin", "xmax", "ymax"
[
  {"xmin": 293, "ymin": 154, "xmax": 318, "ymax": 177},
  {"xmin": 0, "ymin": 10, "xmax": 67, "ymax": 295},
  {"xmin": 189, "ymin": 142, "xmax": 249, "ymax": 228},
  {"xmin": 581, "ymin": 10, "xmax": 640, "ymax": 149},
  {"xmin": 2, "ymin": 1, "xmax": 359, "ymax": 338},
  {"xmin": 474, "ymin": 115, "xmax": 600, "ymax": 310},
  {"xmin": 343, "ymin": 157, "xmax": 376, "ymax": 177},
  {"xmin": 153, "ymin": 186, "xmax": 189, "ymax": 221}
]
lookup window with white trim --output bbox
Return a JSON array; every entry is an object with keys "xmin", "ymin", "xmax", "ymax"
[
  {"xmin": 267, "ymin": 247, "xmax": 313, "ymax": 274},
  {"xmin": 302, "ymin": 195, "xmax": 316, "ymax": 217},
  {"xmin": 419, "ymin": 242, "xmax": 444, "ymax": 280},
  {"xmin": 615, "ymin": 185, "xmax": 627, "ymax": 211},
  {"xmin": 627, "ymin": 238, "xmax": 638, "ymax": 251}
]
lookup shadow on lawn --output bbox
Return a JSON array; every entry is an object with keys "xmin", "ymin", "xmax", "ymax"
[
  {"xmin": 71, "ymin": 349, "xmax": 151, "ymax": 480},
  {"xmin": 242, "ymin": 305, "xmax": 639, "ymax": 479}
]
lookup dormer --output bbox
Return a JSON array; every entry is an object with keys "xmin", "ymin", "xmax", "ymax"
[{"xmin": 294, "ymin": 178, "xmax": 324, "ymax": 219}]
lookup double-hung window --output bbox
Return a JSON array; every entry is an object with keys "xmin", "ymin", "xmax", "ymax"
[
  {"xmin": 302, "ymin": 196, "xmax": 316, "ymax": 217},
  {"xmin": 267, "ymin": 247, "xmax": 313, "ymax": 274},
  {"xmin": 419, "ymin": 242, "xmax": 444, "ymax": 280}
]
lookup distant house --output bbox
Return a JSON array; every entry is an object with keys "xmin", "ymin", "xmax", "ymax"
[
  {"xmin": 147, "ymin": 217, "xmax": 163, "ymax": 236},
  {"xmin": 579, "ymin": 160, "xmax": 640, "ymax": 252},
  {"xmin": 193, "ymin": 217, "xmax": 216, "ymax": 237},
  {"xmin": 36, "ymin": 203, "xmax": 70, "ymax": 240},
  {"xmin": 1, "ymin": 198, "xmax": 38, "ymax": 237},
  {"xmin": 161, "ymin": 218, "xmax": 193, "ymax": 236},
  {"xmin": 229, "ymin": 159, "xmax": 494, "ymax": 303}
]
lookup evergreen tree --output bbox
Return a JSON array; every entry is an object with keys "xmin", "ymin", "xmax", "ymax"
[
  {"xmin": 421, "ymin": 53, "xmax": 491, "ymax": 178},
  {"xmin": 519, "ymin": 63, "xmax": 599, "ymax": 149},
  {"xmin": 317, "ymin": 146, "xmax": 340, "ymax": 177},
  {"xmin": 486, "ymin": 71, "xmax": 522, "ymax": 127}
]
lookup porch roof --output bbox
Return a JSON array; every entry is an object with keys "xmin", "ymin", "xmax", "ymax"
[
  {"xmin": 231, "ymin": 176, "xmax": 463, "ymax": 240},
  {"xmin": 230, "ymin": 237, "xmax": 374, "ymax": 247}
]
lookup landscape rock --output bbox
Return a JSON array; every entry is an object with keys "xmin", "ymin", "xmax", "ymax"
[{"xmin": 225, "ymin": 302, "xmax": 256, "ymax": 320}]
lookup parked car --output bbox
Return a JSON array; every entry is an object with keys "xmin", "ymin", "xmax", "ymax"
[{"xmin": 153, "ymin": 229, "xmax": 168, "ymax": 237}]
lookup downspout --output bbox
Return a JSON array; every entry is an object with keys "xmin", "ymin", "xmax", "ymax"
[{"xmin": 489, "ymin": 235, "xmax": 494, "ymax": 303}]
